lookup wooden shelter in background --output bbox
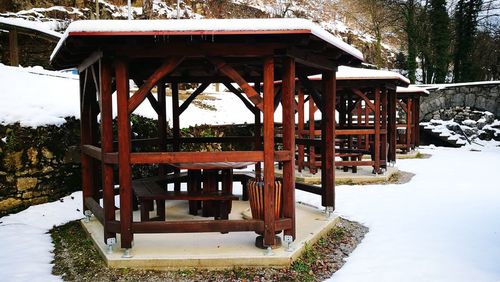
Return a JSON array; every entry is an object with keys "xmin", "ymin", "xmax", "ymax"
[
  {"xmin": 0, "ymin": 18, "xmax": 61, "ymax": 68},
  {"xmin": 396, "ymin": 86, "xmax": 429, "ymax": 153},
  {"xmin": 295, "ymin": 67, "xmax": 409, "ymax": 174},
  {"xmin": 50, "ymin": 19, "xmax": 362, "ymax": 252}
]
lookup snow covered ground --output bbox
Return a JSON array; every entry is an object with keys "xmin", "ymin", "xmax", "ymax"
[
  {"xmin": 2, "ymin": 64, "xmax": 500, "ymax": 281},
  {"xmin": 1, "ymin": 145, "xmax": 500, "ymax": 281}
]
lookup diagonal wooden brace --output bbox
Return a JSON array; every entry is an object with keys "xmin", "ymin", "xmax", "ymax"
[
  {"xmin": 179, "ymin": 82, "xmax": 211, "ymax": 114},
  {"xmin": 209, "ymin": 58, "xmax": 264, "ymax": 112},
  {"xmin": 351, "ymin": 88, "xmax": 376, "ymax": 112},
  {"xmin": 128, "ymin": 56, "xmax": 184, "ymax": 114},
  {"xmin": 397, "ymin": 99, "xmax": 408, "ymax": 113}
]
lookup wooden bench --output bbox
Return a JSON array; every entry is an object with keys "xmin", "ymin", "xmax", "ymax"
[
  {"xmin": 133, "ymin": 179, "xmax": 238, "ymax": 221},
  {"xmin": 337, "ymin": 152, "xmax": 363, "ymax": 173}
]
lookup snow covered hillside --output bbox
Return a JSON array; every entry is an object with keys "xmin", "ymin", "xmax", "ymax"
[{"xmin": 0, "ymin": 0, "xmax": 400, "ymax": 68}]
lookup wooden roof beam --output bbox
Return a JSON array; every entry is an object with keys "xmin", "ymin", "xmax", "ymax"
[
  {"xmin": 223, "ymin": 82, "xmax": 257, "ymax": 114},
  {"xmin": 209, "ymin": 58, "xmax": 264, "ymax": 112},
  {"xmin": 298, "ymin": 73, "xmax": 324, "ymax": 112},
  {"xmin": 128, "ymin": 56, "xmax": 184, "ymax": 114},
  {"xmin": 351, "ymin": 88, "xmax": 376, "ymax": 112}
]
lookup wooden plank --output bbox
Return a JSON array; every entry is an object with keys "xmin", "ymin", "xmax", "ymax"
[
  {"xmin": 321, "ymin": 70, "xmax": 335, "ymax": 208},
  {"xmin": 335, "ymin": 160, "xmax": 374, "ymax": 166},
  {"xmin": 8, "ymin": 29, "xmax": 19, "ymax": 66},
  {"xmin": 131, "ymin": 218, "xmax": 292, "ymax": 234},
  {"xmin": 128, "ymin": 56, "xmax": 184, "ymax": 114},
  {"xmin": 100, "ymin": 61, "xmax": 116, "ymax": 241},
  {"xmin": 210, "ymin": 58, "xmax": 264, "ymax": 112},
  {"xmin": 281, "ymin": 57, "xmax": 296, "ymax": 239},
  {"xmin": 84, "ymin": 197, "xmax": 104, "ymax": 224},
  {"xmin": 130, "ymin": 151, "xmax": 264, "ymax": 164},
  {"xmin": 179, "ymin": 83, "xmax": 210, "ymax": 114},
  {"xmin": 335, "ymin": 129, "xmax": 376, "ymax": 135},
  {"xmin": 114, "ymin": 42, "xmax": 285, "ymax": 58},
  {"xmin": 115, "ymin": 59, "xmax": 134, "ymax": 249},
  {"xmin": 263, "ymin": 56, "xmax": 276, "ymax": 247}
]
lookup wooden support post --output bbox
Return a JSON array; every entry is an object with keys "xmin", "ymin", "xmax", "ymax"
[
  {"xmin": 157, "ymin": 80, "xmax": 168, "ymax": 176},
  {"xmin": 308, "ymin": 96, "xmax": 316, "ymax": 173},
  {"xmin": 172, "ymin": 82, "xmax": 181, "ymax": 191},
  {"xmin": 100, "ymin": 61, "xmax": 115, "ymax": 241},
  {"xmin": 281, "ymin": 57, "xmax": 296, "ymax": 239},
  {"xmin": 381, "ymin": 88, "xmax": 388, "ymax": 168},
  {"xmin": 387, "ymin": 89, "xmax": 397, "ymax": 163},
  {"xmin": 89, "ymin": 76, "xmax": 100, "ymax": 201},
  {"xmin": 364, "ymin": 101, "xmax": 370, "ymax": 151},
  {"xmin": 8, "ymin": 29, "xmax": 19, "ymax": 66},
  {"xmin": 80, "ymin": 70, "xmax": 93, "ymax": 212},
  {"xmin": 414, "ymin": 97, "xmax": 421, "ymax": 147},
  {"xmin": 374, "ymin": 87, "xmax": 381, "ymax": 173},
  {"xmin": 115, "ymin": 59, "xmax": 134, "ymax": 249},
  {"xmin": 80, "ymin": 69, "xmax": 100, "ymax": 205},
  {"xmin": 321, "ymin": 70, "xmax": 336, "ymax": 208},
  {"xmin": 254, "ymin": 81, "xmax": 262, "ymax": 181},
  {"xmin": 356, "ymin": 101, "xmax": 363, "ymax": 148},
  {"xmin": 347, "ymin": 93, "xmax": 353, "ymax": 148},
  {"xmin": 263, "ymin": 56, "xmax": 276, "ymax": 247},
  {"xmin": 406, "ymin": 98, "xmax": 413, "ymax": 151},
  {"xmin": 297, "ymin": 88, "xmax": 305, "ymax": 172}
]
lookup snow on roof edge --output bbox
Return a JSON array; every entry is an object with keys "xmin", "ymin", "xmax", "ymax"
[
  {"xmin": 0, "ymin": 17, "xmax": 62, "ymax": 39},
  {"xmin": 397, "ymin": 85, "xmax": 430, "ymax": 94},
  {"xmin": 420, "ymin": 80, "xmax": 500, "ymax": 90},
  {"xmin": 50, "ymin": 18, "xmax": 363, "ymax": 63},
  {"xmin": 308, "ymin": 66, "xmax": 410, "ymax": 84}
]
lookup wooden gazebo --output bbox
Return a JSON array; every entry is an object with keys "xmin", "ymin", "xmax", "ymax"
[
  {"xmin": 50, "ymin": 19, "xmax": 362, "ymax": 253},
  {"xmin": 396, "ymin": 86, "xmax": 429, "ymax": 153},
  {"xmin": 295, "ymin": 67, "xmax": 409, "ymax": 174}
]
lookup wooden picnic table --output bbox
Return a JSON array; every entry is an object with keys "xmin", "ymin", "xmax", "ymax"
[{"xmin": 170, "ymin": 162, "xmax": 254, "ymax": 217}]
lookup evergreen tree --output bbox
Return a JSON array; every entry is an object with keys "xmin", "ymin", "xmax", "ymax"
[
  {"xmin": 453, "ymin": 0, "xmax": 482, "ymax": 82},
  {"xmin": 429, "ymin": 0, "xmax": 450, "ymax": 83},
  {"xmin": 401, "ymin": 0, "xmax": 418, "ymax": 83}
]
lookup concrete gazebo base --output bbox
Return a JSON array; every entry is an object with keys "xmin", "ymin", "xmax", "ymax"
[
  {"xmin": 81, "ymin": 201, "xmax": 339, "ymax": 270},
  {"xmin": 275, "ymin": 166, "xmax": 399, "ymax": 185}
]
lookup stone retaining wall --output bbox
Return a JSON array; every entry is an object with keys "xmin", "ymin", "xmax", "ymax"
[
  {"xmin": 0, "ymin": 118, "xmax": 81, "ymax": 215},
  {"xmin": 0, "ymin": 115, "xmax": 254, "ymax": 216},
  {"xmin": 420, "ymin": 82, "xmax": 500, "ymax": 121}
]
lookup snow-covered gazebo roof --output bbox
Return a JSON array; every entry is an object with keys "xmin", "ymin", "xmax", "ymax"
[
  {"xmin": 308, "ymin": 66, "xmax": 410, "ymax": 88},
  {"xmin": 50, "ymin": 18, "xmax": 363, "ymax": 70},
  {"xmin": 0, "ymin": 17, "xmax": 62, "ymax": 41},
  {"xmin": 396, "ymin": 85, "xmax": 430, "ymax": 96}
]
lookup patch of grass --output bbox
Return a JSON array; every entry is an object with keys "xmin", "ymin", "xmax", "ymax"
[
  {"xmin": 331, "ymin": 226, "xmax": 347, "ymax": 241},
  {"xmin": 387, "ymin": 172, "xmax": 400, "ymax": 183}
]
